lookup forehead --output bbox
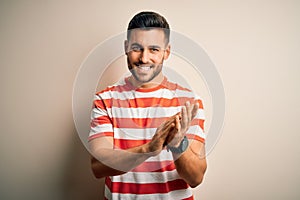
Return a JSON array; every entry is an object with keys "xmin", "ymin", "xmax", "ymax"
[{"xmin": 127, "ymin": 28, "xmax": 166, "ymax": 46}]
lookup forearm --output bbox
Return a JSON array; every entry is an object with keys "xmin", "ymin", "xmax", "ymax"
[
  {"xmin": 91, "ymin": 156, "xmax": 126, "ymax": 178},
  {"xmin": 173, "ymin": 145, "xmax": 207, "ymax": 188},
  {"xmin": 90, "ymin": 143, "xmax": 152, "ymax": 179}
]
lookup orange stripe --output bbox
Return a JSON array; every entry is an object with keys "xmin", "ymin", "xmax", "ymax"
[
  {"xmin": 91, "ymin": 116, "xmax": 112, "ymax": 127},
  {"xmin": 131, "ymin": 160, "xmax": 176, "ymax": 172},
  {"xmin": 96, "ymin": 84, "xmax": 132, "ymax": 94},
  {"xmin": 112, "ymin": 117, "xmax": 166, "ymax": 128},
  {"xmin": 163, "ymin": 80, "xmax": 192, "ymax": 91},
  {"xmin": 186, "ymin": 134, "xmax": 205, "ymax": 143},
  {"xmin": 88, "ymin": 132, "xmax": 113, "ymax": 141},
  {"xmin": 94, "ymin": 99, "xmax": 106, "ymax": 109},
  {"xmin": 114, "ymin": 138, "xmax": 150, "ymax": 149},
  {"xmin": 96, "ymin": 77, "xmax": 195, "ymax": 94}
]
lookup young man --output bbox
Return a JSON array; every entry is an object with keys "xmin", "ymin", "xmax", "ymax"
[{"xmin": 89, "ymin": 11, "xmax": 207, "ymax": 200}]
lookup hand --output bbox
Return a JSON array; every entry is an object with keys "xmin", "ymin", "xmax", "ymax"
[
  {"xmin": 146, "ymin": 115, "xmax": 176, "ymax": 156},
  {"xmin": 166, "ymin": 101, "xmax": 199, "ymax": 147}
]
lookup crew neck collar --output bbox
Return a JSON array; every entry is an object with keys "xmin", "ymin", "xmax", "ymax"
[{"xmin": 125, "ymin": 76, "xmax": 168, "ymax": 92}]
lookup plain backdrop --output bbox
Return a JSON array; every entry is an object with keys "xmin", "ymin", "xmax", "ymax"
[{"xmin": 0, "ymin": 1, "xmax": 299, "ymax": 200}]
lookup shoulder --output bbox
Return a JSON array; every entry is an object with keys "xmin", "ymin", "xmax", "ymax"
[
  {"xmin": 95, "ymin": 77, "xmax": 131, "ymax": 97},
  {"xmin": 164, "ymin": 77, "xmax": 204, "ymax": 103},
  {"xmin": 164, "ymin": 77, "xmax": 198, "ymax": 95}
]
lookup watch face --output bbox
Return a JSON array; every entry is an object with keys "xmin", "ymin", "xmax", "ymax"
[
  {"xmin": 181, "ymin": 138, "xmax": 189, "ymax": 151},
  {"xmin": 168, "ymin": 136, "xmax": 189, "ymax": 153}
]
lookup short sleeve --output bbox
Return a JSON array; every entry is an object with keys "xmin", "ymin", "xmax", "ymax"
[
  {"xmin": 88, "ymin": 94, "xmax": 114, "ymax": 141},
  {"xmin": 186, "ymin": 97, "xmax": 205, "ymax": 143}
]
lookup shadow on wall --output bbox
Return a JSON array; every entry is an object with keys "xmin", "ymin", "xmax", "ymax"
[{"xmin": 62, "ymin": 131, "xmax": 105, "ymax": 200}]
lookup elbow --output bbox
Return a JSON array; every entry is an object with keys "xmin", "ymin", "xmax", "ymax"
[
  {"xmin": 188, "ymin": 175, "xmax": 204, "ymax": 188},
  {"xmin": 91, "ymin": 166, "xmax": 103, "ymax": 179},
  {"xmin": 187, "ymin": 173, "xmax": 204, "ymax": 188},
  {"xmin": 91, "ymin": 156, "xmax": 105, "ymax": 179},
  {"xmin": 189, "ymin": 161, "xmax": 207, "ymax": 188}
]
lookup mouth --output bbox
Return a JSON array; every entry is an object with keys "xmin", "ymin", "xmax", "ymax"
[
  {"xmin": 137, "ymin": 66, "xmax": 151, "ymax": 71},
  {"xmin": 135, "ymin": 64, "xmax": 153, "ymax": 71}
]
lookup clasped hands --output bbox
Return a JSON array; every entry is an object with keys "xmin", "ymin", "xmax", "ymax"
[{"xmin": 147, "ymin": 101, "xmax": 199, "ymax": 156}]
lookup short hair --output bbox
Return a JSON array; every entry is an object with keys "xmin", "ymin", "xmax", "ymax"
[{"xmin": 127, "ymin": 11, "xmax": 170, "ymax": 43}]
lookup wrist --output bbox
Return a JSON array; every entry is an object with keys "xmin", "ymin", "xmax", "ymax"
[
  {"xmin": 141, "ymin": 143, "xmax": 151, "ymax": 154},
  {"xmin": 167, "ymin": 136, "xmax": 189, "ymax": 154},
  {"xmin": 141, "ymin": 143, "xmax": 158, "ymax": 157}
]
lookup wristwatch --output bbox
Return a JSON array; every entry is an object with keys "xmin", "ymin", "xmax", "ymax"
[{"xmin": 167, "ymin": 136, "xmax": 189, "ymax": 154}]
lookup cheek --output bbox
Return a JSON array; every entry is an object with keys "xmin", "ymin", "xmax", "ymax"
[
  {"xmin": 152, "ymin": 54, "xmax": 164, "ymax": 63},
  {"xmin": 128, "ymin": 53, "xmax": 140, "ymax": 62}
]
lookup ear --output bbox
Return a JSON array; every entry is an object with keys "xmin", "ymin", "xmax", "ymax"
[
  {"xmin": 163, "ymin": 44, "xmax": 171, "ymax": 60},
  {"xmin": 124, "ymin": 40, "xmax": 128, "ymax": 55}
]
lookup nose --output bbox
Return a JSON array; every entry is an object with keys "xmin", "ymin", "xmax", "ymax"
[{"xmin": 140, "ymin": 49, "xmax": 150, "ymax": 63}]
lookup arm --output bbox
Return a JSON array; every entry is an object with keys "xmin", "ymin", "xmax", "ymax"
[
  {"xmin": 173, "ymin": 140, "xmax": 207, "ymax": 188},
  {"xmin": 166, "ymin": 101, "xmax": 207, "ymax": 188},
  {"xmin": 89, "ymin": 116, "xmax": 177, "ymax": 179}
]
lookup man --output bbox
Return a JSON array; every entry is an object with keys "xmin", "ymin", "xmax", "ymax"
[{"xmin": 89, "ymin": 11, "xmax": 207, "ymax": 200}]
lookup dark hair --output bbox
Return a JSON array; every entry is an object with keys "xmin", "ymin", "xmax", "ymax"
[{"xmin": 127, "ymin": 11, "xmax": 170, "ymax": 43}]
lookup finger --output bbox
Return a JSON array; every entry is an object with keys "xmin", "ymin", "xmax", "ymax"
[
  {"xmin": 175, "ymin": 115, "xmax": 181, "ymax": 131},
  {"xmin": 165, "ymin": 127, "xmax": 176, "ymax": 145},
  {"xmin": 165, "ymin": 116, "xmax": 180, "ymax": 145},
  {"xmin": 181, "ymin": 105, "xmax": 188, "ymax": 130},
  {"xmin": 164, "ymin": 112, "xmax": 180, "ymax": 126},
  {"xmin": 161, "ymin": 118, "xmax": 174, "ymax": 130},
  {"xmin": 169, "ymin": 116, "xmax": 185, "ymax": 146},
  {"xmin": 191, "ymin": 102, "xmax": 199, "ymax": 120},
  {"xmin": 185, "ymin": 101, "xmax": 192, "ymax": 122},
  {"xmin": 157, "ymin": 121, "xmax": 173, "ymax": 138},
  {"xmin": 161, "ymin": 122, "xmax": 175, "ymax": 135},
  {"xmin": 159, "ymin": 112, "xmax": 181, "ymax": 145}
]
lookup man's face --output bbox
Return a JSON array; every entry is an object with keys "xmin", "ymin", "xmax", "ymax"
[{"xmin": 125, "ymin": 28, "xmax": 170, "ymax": 85}]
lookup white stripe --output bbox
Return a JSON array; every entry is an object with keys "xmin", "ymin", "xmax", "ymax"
[
  {"xmin": 104, "ymin": 184, "xmax": 112, "ymax": 200},
  {"xmin": 93, "ymin": 94, "xmax": 102, "ymax": 101},
  {"xmin": 89, "ymin": 124, "xmax": 113, "ymax": 137},
  {"xmin": 188, "ymin": 125, "xmax": 206, "ymax": 139},
  {"xmin": 112, "ymin": 123, "xmax": 204, "ymax": 140},
  {"xmin": 108, "ymin": 106, "xmax": 181, "ymax": 118},
  {"xmin": 99, "ymin": 88, "xmax": 196, "ymax": 100},
  {"xmin": 91, "ymin": 124, "xmax": 204, "ymax": 140},
  {"xmin": 91, "ymin": 107, "xmax": 107, "ymax": 119},
  {"xmin": 114, "ymin": 127, "xmax": 155, "ymax": 139},
  {"xmin": 195, "ymin": 108, "xmax": 205, "ymax": 119},
  {"xmin": 92, "ymin": 106, "xmax": 204, "ymax": 120},
  {"xmin": 107, "ymin": 107, "xmax": 204, "ymax": 120},
  {"xmin": 109, "ymin": 188, "xmax": 193, "ymax": 200},
  {"xmin": 145, "ymin": 149, "xmax": 173, "ymax": 161},
  {"xmin": 112, "ymin": 169, "xmax": 180, "ymax": 183}
]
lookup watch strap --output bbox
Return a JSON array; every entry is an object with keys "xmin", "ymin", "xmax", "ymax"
[{"xmin": 167, "ymin": 136, "xmax": 189, "ymax": 154}]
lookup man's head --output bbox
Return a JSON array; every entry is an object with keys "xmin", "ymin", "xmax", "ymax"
[
  {"xmin": 125, "ymin": 11, "xmax": 171, "ymax": 87},
  {"xmin": 127, "ymin": 11, "xmax": 170, "ymax": 44}
]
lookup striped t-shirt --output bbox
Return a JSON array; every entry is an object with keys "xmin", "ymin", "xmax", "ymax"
[{"xmin": 89, "ymin": 76, "xmax": 205, "ymax": 200}]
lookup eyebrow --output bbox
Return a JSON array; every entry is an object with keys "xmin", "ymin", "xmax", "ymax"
[
  {"xmin": 148, "ymin": 45, "xmax": 162, "ymax": 49},
  {"xmin": 130, "ymin": 43, "xmax": 162, "ymax": 49},
  {"xmin": 130, "ymin": 43, "xmax": 143, "ymax": 48}
]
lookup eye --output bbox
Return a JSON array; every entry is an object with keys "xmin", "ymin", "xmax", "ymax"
[
  {"xmin": 131, "ymin": 46, "xmax": 142, "ymax": 52},
  {"xmin": 150, "ymin": 47, "xmax": 160, "ymax": 53}
]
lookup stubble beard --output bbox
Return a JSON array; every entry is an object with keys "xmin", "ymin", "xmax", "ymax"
[{"xmin": 127, "ymin": 57, "xmax": 164, "ymax": 84}]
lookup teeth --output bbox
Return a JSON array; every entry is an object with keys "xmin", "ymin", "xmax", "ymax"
[{"xmin": 139, "ymin": 66, "xmax": 151, "ymax": 71}]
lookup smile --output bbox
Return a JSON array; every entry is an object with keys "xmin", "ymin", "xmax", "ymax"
[{"xmin": 136, "ymin": 65, "xmax": 153, "ymax": 71}]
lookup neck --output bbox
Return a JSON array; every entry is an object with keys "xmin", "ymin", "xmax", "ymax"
[{"xmin": 129, "ymin": 73, "xmax": 164, "ymax": 89}]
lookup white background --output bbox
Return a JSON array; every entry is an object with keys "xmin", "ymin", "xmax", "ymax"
[{"xmin": 0, "ymin": 1, "xmax": 299, "ymax": 199}]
